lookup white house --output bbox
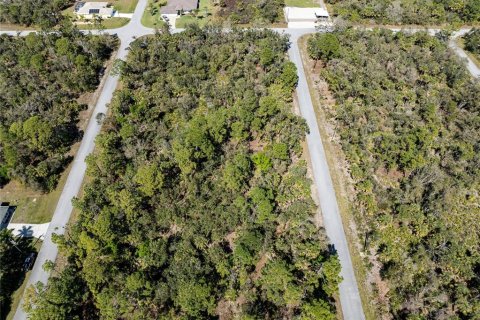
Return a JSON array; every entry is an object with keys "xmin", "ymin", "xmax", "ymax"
[
  {"xmin": 284, "ymin": 7, "xmax": 330, "ymax": 28},
  {"xmin": 75, "ymin": 2, "xmax": 115, "ymax": 19}
]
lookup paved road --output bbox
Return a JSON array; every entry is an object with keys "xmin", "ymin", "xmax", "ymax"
[
  {"xmin": 6, "ymin": 7, "xmax": 479, "ymax": 320},
  {"xmin": 11, "ymin": 1, "xmax": 153, "ymax": 319},
  {"xmin": 450, "ymin": 29, "xmax": 480, "ymax": 78},
  {"xmin": 286, "ymin": 29, "xmax": 366, "ymax": 320}
]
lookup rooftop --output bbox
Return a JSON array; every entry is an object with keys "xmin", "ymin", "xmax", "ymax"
[
  {"xmin": 76, "ymin": 2, "xmax": 114, "ymax": 16},
  {"xmin": 160, "ymin": 0, "xmax": 199, "ymax": 15},
  {"xmin": 285, "ymin": 7, "xmax": 330, "ymax": 20}
]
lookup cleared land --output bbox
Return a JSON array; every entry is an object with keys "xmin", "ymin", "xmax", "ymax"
[
  {"xmin": 76, "ymin": 17, "xmax": 130, "ymax": 29},
  {"xmin": 285, "ymin": 0, "xmax": 320, "ymax": 7},
  {"xmin": 1, "ymin": 173, "xmax": 68, "ymax": 224}
]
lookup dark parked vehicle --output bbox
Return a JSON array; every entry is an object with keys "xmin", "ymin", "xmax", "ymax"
[{"xmin": 23, "ymin": 252, "xmax": 37, "ymax": 271}]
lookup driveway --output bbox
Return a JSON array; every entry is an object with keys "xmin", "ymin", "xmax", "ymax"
[{"xmin": 8, "ymin": 223, "xmax": 49, "ymax": 238}]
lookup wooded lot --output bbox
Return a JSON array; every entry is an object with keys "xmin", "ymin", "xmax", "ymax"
[
  {"xmin": 308, "ymin": 29, "xmax": 480, "ymax": 319},
  {"xmin": 326, "ymin": 0, "xmax": 480, "ymax": 25},
  {"xmin": 25, "ymin": 27, "xmax": 341, "ymax": 319},
  {"xmin": 0, "ymin": 25, "xmax": 118, "ymax": 191},
  {"xmin": 0, "ymin": 0, "xmax": 73, "ymax": 27}
]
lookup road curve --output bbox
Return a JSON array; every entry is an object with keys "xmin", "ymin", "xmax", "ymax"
[{"xmin": 450, "ymin": 29, "xmax": 480, "ymax": 78}]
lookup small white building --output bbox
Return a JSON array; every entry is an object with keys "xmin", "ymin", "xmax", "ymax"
[
  {"xmin": 75, "ymin": 2, "xmax": 115, "ymax": 19},
  {"xmin": 284, "ymin": 7, "xmax": 330, "ymax": 28}
]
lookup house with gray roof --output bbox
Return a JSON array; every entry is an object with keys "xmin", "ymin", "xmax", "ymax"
[{"xmin": 160, "ymin": 0, "xmax": 198, "ymax": 15}]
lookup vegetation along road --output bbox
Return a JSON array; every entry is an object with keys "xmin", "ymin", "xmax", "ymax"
[
  {"xmin": 3, "ymin": 3, "xmax": 478, "ymax": 319},
  {"xmin": 286, "ymin": 28, "xmax": 365, "ymax": 320},
  {"xmin": 10, "ymin": 0, "xmax": 154, "ymax": 319}
]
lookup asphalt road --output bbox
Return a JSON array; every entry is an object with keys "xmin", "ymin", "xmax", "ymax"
[
  {"xmin": 387, "ymin": 27, "xmax": 479, "ymax": 78},
  {"xmin": 450, "ymin": 29, "xmax": 480, "ymax": 78},
  {"xmin": 5, "ymin": 7, "xmax": 479, "ymax": 320},
  {"xmin": 287, "ymin": 30, "xmax": 366, "ymax": 320},
  {"xmin": 11, "ymin": 1, "xmax": 153, "ymax": 319},
  {"xmin": 12, "ymin": 50, "xmax": 122, "ymax": 320}
]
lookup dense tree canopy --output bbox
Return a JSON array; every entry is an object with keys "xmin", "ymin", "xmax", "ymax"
[
  {"xmin": 0, "ymin": 25, "xmax": 118, "ymax": 191},
  {"xmin": 326, "ymin": 0, "xmax": 480, "ymax": 25},
  {"xmin": 217, "ymin": 0, "xmax": 285, "ymax": 24},
  {"xmin": 26, "ymin": 27, "xmax": 341, "ymax": 319},
  {"xmin": 308, "ymin": 28, "xmax": 480, "ymax": 319},
  {"xmin": 464, "ymin": 28, "xmax": 480, "ymax": 54},
  {"xmin": 0, "ymin": 229, "xmax": 36, "ymax": 319},
  {"xmin": 0, "ymin": 0, "xmax": 73, "ymax": 27}
]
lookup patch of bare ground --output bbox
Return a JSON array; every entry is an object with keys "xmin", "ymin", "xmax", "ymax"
[
  {"xmin": 216, "ymin": 293, "xmax": 248, "ymax": 320},
  {"xmin": 225, "ymin": 230, "xmax": 237, "ymax": 250},
  {"xmin": 298, "ymin": 35, "xmax": 390, "ymax": 320},
  {"xmin": 248, "ymin": 139, "xmax": 266, "ymax": 152},
  {"xmin": 367, "ymin": 247, "xmax": 390, "ymax": 307},
  {"xmin": 374, "ymin": 166, "xmax": 403, "ymax": 189},
  {"xmin": 252, "ymin": 252, "xmax": 271, "ymax": 282},
  {"xmin": 215, "ymin": 248, "xmax": 269, "ymax": 319}
]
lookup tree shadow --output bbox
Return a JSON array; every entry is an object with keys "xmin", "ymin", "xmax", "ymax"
[
  {"xmin": 17, "ymin": 225, "xmax": 34, "ymax": 238},
  {"xmin": 0, "ymin": 230, "xmax": 37, "ymax": 320}
]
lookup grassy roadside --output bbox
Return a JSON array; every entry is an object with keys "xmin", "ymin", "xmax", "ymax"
[
  {"xmin": 76, "ymin": 17, "xmax": 130, "ymax": 30},
  {"xmin": 141, "ymin": 0, "xmax": 168, "ymax": 28},
  {"xmin": 0, "ymin": 23, "xmax": 36, "ymax": 31},
  {"xmin": 297, "ymin": 34, "xmax": 379, "ymax": 320},
  {"xmin": 109, "ymin": 0, "xmax": 139, "ymax": 13},
  {"xmin": 1, "ymin": 18, "xmax": 129, "ymax": 32},
  {"xmin": 285, "ymin": 0, "xmax": 321, "ymax": 7}
]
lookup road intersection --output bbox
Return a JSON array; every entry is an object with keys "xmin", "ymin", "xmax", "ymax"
[{"xmin": 3, "ymin": 3, "xmax": 478, "ymax": 319}]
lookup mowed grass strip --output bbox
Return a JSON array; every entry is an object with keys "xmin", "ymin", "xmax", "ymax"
[
  {"xmin": 77, "ymin": 17, "xmax": 130, "ymax": 29},
  {"xmin": 285, "ymin": 0, "xmax": 321, "ymax": 7},
  {"xmin": 176, "ymin": 0, "xmax": 214, "ymax": 28}
]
